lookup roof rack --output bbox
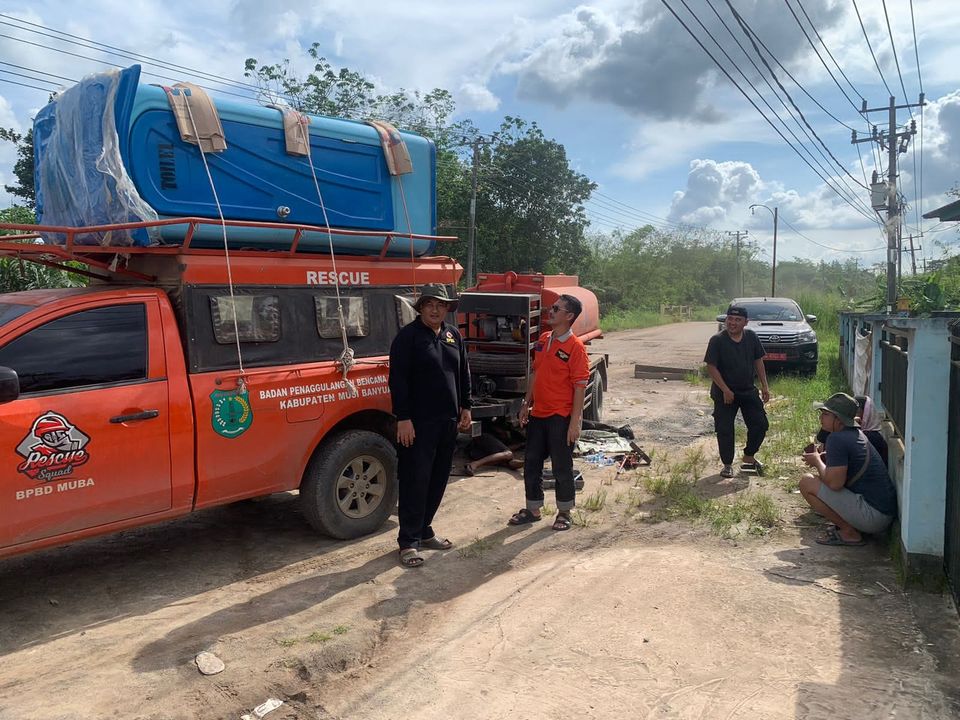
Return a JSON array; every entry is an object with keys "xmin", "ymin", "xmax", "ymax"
[{"xmin": 0, "ymin": 217, "xmax": 457, "ymax": 282}]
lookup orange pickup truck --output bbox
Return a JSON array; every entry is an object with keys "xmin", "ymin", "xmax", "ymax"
[{"xmin": 0, "ymin": 242, "xmax": 460, "ymax": 559}]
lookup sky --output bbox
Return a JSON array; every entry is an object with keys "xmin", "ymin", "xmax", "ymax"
[{"xmin": 1, "ymin": 0, "xmax": 959, "ymax": 270}]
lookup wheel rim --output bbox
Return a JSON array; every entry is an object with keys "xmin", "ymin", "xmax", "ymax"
[{"xmin": 335, "ymin": 455, "xmax": 387, "ymax": 519}]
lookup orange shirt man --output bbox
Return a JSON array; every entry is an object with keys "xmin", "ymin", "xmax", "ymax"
[{"xmin": 508, "ymin": 294, "xmax": 590, "ymax": 531}]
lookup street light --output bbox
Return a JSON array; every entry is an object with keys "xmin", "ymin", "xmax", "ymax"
[{"xmin": 749, "ymin": 204, "xmax": 778, "ymax": 296}]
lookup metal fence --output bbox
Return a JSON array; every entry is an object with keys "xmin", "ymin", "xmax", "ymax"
[
  {"xmin": 879, "ymin": 331, "xmax": 908, "ymax": 438},
  {"xmin": 945, "ymin": 326, "xmax": 960, "ymax": 613}
]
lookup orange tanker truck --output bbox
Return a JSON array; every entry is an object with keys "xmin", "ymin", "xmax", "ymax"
[{"xmin": 459, "ymin": 271, "xmax": 607, "ymax": 423}]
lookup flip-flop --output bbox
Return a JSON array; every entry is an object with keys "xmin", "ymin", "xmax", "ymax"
[
  {"xmin": 399, "ymin": 548, "xmax": 425, "ymax": 567},
  {"xmin": 421, "ymin": 536, "xmax": 454, "ymax": 550},
  {"xmin": 552, "ymin": 513, "xmax": 572, "ymax": 531},
  {"xmin": 508, "ymin": 509, "xmax": 542, "ymax": 526},
  {"xmin": 815, "ymin": 527, "xmax": 866, "ymax": 547}
]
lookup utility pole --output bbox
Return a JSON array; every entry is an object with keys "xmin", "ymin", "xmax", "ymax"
[
  {"xmin": 462, "ymin": 134, "xmax": 497, "ymax": 288},
  {"xmin": 725, "ymin": 230, "xmax": 747, "ymax": 295},
  {"xmin": 853, "ymin": 95, "xmax": 924, "ymax": 312},
  {"xmin": 908, "ymin": 234, "xmax": 918, "ymax": 275}
]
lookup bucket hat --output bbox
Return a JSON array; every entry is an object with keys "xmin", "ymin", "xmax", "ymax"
[
  {"xmin": 814, "ymin": 392, "xmax": 860, "ymax": 427},
  {"xmin": 414, "ymin": 284, "xmax": 459, "ymax": 313}
]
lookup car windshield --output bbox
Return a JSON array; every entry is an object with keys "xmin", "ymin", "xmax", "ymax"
[{"xmin": 740, "ymin": 302, "xmax": 801, "ymax": 321}]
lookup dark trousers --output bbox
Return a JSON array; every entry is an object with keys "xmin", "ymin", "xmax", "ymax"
[
  {"xmin": 397, "ymin": 417, "xmax": 458, "ymax": 549},
  {"xmin": 711, "ymin": 387, "xmax": 768, "ymax": 465},
  {"xmin": 523, "ymin": 415, "xmax": 576, "ymax": 512}
]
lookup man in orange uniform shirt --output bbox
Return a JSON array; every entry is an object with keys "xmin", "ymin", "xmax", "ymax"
[{"xmin": 508, "ymin": 294, "xmax": 590, "ymax": 531}]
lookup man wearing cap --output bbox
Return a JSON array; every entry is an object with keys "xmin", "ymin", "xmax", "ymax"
[
  {"xmin": 389, "ymin": 284, "xmax": 472, "ymax": 568},
  {"xmin": 704, "ymin": 305, "xmax": 770, "ymax": 478},
  {"xmin": 800, "ymin": 392, "xmax": 897, "ymax": 546}
]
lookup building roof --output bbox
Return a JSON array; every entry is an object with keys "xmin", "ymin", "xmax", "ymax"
[{"xmin": 922, "ymin": 198, "xmax": 960, "ymax": 222}]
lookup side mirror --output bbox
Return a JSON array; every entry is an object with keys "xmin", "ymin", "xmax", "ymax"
[
  {"xmin": 805, "ymin": 314, "xmax": 817, "ymax": 324},
  {"xmin": 0, "ymin": 366, "xmax": 19, "ymax": 404},
  {"xmin": 715, "ymin": 315, "xmax": 727, "ymax": 323}
]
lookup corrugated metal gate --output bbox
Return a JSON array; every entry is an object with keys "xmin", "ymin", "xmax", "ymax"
[
  {"xmin": 945, "ymin": 324, "xmax": 960, "ymax": 612},
  {"xmin": 880, "ymin": 330, "xmax": 908, "ymax": 438}
]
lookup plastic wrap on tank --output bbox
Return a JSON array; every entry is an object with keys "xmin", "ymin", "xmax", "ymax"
[{"xmin": 34, "ymin": 68, "xmax": 158, "ymax": 246}]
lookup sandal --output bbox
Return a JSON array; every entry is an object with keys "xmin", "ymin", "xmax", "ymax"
[
  {"xmin": 552, "ymin": 513, "xmax": 572, "ymax": 531},
  {"xmin": 421, "ymin": 536, "xmax": 454, "ymax": 550},
  {"xmin": 719, "ymin": 464, "xmax": 734, "ymax": 479},
  {"xmin": 508, "ymin": 509, "xmax": 542, "ymax": 526},
  {"xmin": 399, "ymin": 548, "xmax": 425, "ymax": 567},
  {"xmin": 815, "ymin": 527, "xmax": 866, "ymax": 547},
  {"xmin": 740, "ymin": 459, "xmax": 764, "ymax": 476}
]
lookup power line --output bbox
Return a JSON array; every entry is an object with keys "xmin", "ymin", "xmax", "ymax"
[
  {"xmin": 784, "ymin": 0, "xmax": 860, "ymax": 115},
  {"xmin": 778, "ymin": 215, "xmax": 886, "ymax": 254},
  {"xmin": 0, "ymin": 76, "xmax": 56, "ymax": 93},
  {"xmin": 850, "ymin": 0, "xmax": 894, "ymax": 97},
  {"xmin": 0, "ymin": 61, "xmax": 75, "ymax": 84},
  {"xmin": 723, "ymin": 0, "xmax": 871, "ymax": 193},
  {"xmin": 662, "ymin": 0, "xmax": 878, "ymax": 225},
  {"xmin": 0, "ymin": 33, "xmax": 264, "ymax": 103},
  {"xmin": 0, "ymin": 67, "xmax": 65, "ymax": 88},
  {"xmin": 796, "ymin": 1, "xmax": 866, "ymax": 107},
  {"xmin": 697, "ymin": 0, "xmax": 877, "ymax": 221},
  {"xmin": 909, "ymin": 0, "xmax": 925, "ymax": 247},
  {"xmin": 880, "ymin": 0, "xmax": 914, "ymax": 120},
  {"xmin": 0, "ymin": 16, "xmax": 270, "ymax": 99}
]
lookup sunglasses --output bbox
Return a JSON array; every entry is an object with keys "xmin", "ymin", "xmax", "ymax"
[{"xmin": 550, "ymin": 304, "xmax": 567, "ymax": 313}]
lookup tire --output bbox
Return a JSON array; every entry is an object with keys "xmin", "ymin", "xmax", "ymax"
[
  {"xmin": 299, "ymin": 430, "xmax": 398, "ymax": 540},
  {"xmin": 583, "ymin": 373, "xmax": 604, "ymax": 422}
]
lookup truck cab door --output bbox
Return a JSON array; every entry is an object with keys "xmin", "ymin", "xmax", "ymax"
[{"xmin": 0, "ymin": 299, "xmax": 173, "ymax": 550}]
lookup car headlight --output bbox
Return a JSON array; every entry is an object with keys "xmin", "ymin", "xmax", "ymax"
[{"xmin": 798, "ymin": 330, "xmax": 817, "ymax": 343}]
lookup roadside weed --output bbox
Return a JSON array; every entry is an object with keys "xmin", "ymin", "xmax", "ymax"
[
  {"xmin": 457, "ymin": 535, "xmax": 494, "ymax": 559},
  {"xmin": 571, "ymin": 510, "xmax": 592, "ymax": 527},
  {"xmin": 582, "ymin": 488, "xmax": 607, "ymax": 511},
  {"xmin": 306, "ymin": 631, "xmax": 332, "ymax": 643}
]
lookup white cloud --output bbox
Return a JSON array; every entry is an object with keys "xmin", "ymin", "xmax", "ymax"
[{"xmin": 458, "ymin": 82, "xmax": 500, "ymax": 113}]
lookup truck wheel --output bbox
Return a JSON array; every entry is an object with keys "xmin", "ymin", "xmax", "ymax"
[
  {"xmin": 584, "ymin": 377, "xmax": 604, "ymax": 422},
  {"xmin": 300, "ymin": 430, "xmax": 397, "ymax": 540}
]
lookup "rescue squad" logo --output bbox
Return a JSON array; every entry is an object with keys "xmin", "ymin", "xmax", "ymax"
[{"xmin": 16, "ymin": 412, "xmax": 90, "ymax": 482}]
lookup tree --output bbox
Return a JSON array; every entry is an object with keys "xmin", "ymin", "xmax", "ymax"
[
  {"xmin": 0, "ymin": 127, "xmax": 35, "ymax": 208},
  {"xmin": 473, "ymin": 117, "xmax": 596, "ymax": 275},
  {"xmin": 0, "ymin": 207, "xmax": 84, "ymax": 292}
]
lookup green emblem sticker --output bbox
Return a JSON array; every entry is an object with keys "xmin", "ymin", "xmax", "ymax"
[{"xmin": 211, "ymin": 388, "xmax": 253, "ymax": 438}]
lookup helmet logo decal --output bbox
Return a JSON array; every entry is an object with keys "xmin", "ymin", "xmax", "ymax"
[{"xmin": 16, "ymin": 412, "xmax": 90, "ymax": 482}]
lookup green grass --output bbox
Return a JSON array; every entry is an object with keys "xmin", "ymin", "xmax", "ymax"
[
  {"xmin": 457, "ymin": 535, "xmax": 494, "ymax": 559},
  {"xmin": 640, "ymin": 448, "xmax": 780, "ymax": 536},
  {"xmin": 582, "ymin": 488, "xmax": 608, "ymax": 511},
  {"xmin": 600, "ymin": 305, "xmax": 717, "ymax": 333}
]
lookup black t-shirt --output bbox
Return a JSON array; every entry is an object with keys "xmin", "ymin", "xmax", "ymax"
[
  {"xmin": 703, "ymin": 329, "xmax": 765, "ymax": 392},
  {"xmin": 825, "ymin": 428, "xmax": 898, "ymax": 517},
  {"xmin": 389, "ymin": 318, "xmax": 471, "ymax": 423}
]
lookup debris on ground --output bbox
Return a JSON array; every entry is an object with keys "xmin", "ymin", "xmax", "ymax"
[{"xmin": 194, "ymin": 651, "xmax": 225, "ymax": 676}]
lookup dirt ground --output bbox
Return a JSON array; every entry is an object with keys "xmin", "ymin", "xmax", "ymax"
[{"xmin": 1, "ymin": 322, "xmax": 959, "ymax": 720}]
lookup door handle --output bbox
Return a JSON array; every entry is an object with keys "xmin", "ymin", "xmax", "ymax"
[{"xmin": 109, "ymin": 410, "xmax": 160, "ymax": 424}]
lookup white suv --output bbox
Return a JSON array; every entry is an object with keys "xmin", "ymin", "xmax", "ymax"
[{"xmin": 717, "ymin": 297, "xmax": 818, "ymax": 374}]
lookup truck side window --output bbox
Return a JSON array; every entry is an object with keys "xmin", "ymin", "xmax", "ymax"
[
  {"xmin": 0, "ymin": 304, "xmax": 147, "ymax": 394},
  {"xmin": 210, "ymin": 295, "xmax": 280, "ymax": 344},
  {"xmin": 315, "ymin": 295, "xmax": 367, "ymax": 338}
]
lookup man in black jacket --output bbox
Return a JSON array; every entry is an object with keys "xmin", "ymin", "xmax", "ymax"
[
  {"xmin": 389, "ymin": 284, "xmax": 472, "ymax": 568},
  {"xmin": 704, "ymin": 305, "xmax": 770, "ymax": 478}
]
